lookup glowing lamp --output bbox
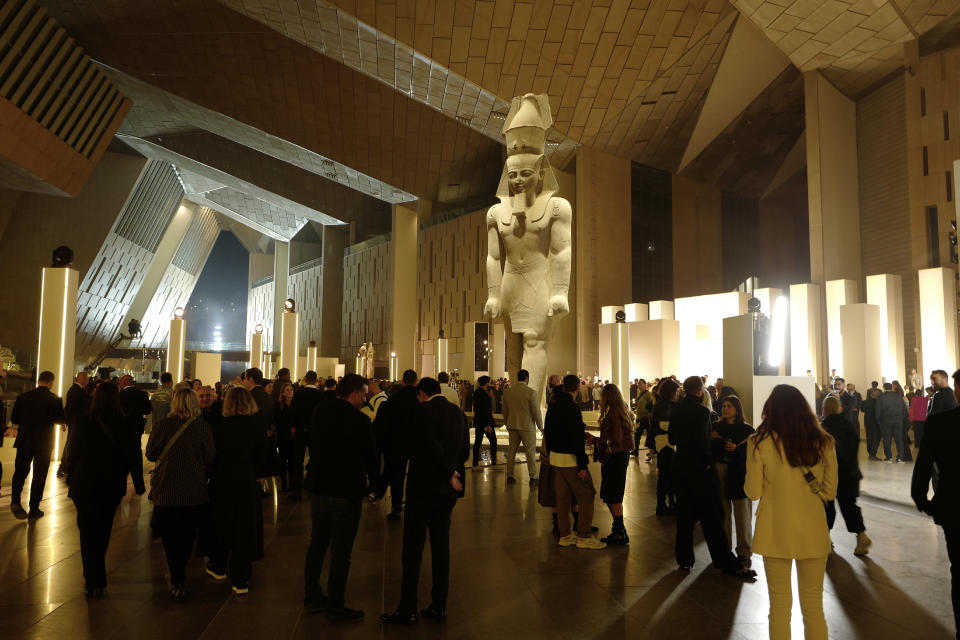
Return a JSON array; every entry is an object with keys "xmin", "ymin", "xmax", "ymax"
[
  {"xmin": 284, "ymin": 298, "xmax": 295, "ymax": 312},
  {"xmin": 173, "ymin": 307, "xmax": 185, "ymax": 319},
  {"xmin": 255, "ymin": 323, "xmax": 264, "ymax": 334}
]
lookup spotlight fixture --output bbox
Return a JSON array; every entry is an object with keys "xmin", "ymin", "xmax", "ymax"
[
  {"xmin": 255, "ymin": 323, "xmax": 264, "ymax": 334},
  {"xmin": 309, "ymin": 340, "xmax": 317, "ymax": 347},
  {"xmin": 51, "ymin": 245, "xmax": 74, "ymax": 267},
  {"xmin": 615, "ymin": 309, "xmax": 626, "ymax": 323},
  {"xmin": 173, "ymin": 307, "xmax": 185, "ymax": 319},
  {"xmin": 127, "ymin": 319, "xmax": 142, "ymax": 337},
  {"xmin": 747, "ymin": 297, "xmax": 762, "ymax": 313},
  {"xmin": 284, "ymin": 298, "xmax": 295, "ymax": 312},
  {"xmin": 438, "ymin": 329, "xmax": 445, "ymax": 339}
]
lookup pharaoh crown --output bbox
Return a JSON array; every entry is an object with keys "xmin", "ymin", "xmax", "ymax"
[{"xmin": 503, "ymin": 93, "xmax": 553, "ymax": 157}]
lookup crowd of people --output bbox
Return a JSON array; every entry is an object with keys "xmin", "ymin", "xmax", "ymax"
[{"xmin": 1, "ymin": 362, "xmax": 957, "ymax": 638}]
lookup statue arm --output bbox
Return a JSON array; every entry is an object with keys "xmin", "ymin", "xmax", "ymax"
[
  {"xmin": 547, "ymin": 199, "xmax": 572, "ymax": 317},
  {"xmin": 484, "ymin": 209, "xmax": 503, "ymax": 319}
]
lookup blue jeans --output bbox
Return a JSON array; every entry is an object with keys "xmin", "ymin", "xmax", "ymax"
[{"xmin": 304, "ymin": 494, "xmax": 361, "ymax": 608}]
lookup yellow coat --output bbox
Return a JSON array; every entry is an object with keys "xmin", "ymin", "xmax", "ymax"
[{"xmin": 745, "ymin": 435, "xmax": 838, "ymax": 559}]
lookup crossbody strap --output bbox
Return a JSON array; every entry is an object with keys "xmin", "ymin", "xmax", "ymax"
[{"xmin": 156, "ymin": 417, "xmax": 195, "ymax": 467}]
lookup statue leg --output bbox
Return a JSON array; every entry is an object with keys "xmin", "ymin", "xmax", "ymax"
[{"xmin": 521, "ymin": 330, "xmax": 548, "ymax": 408}]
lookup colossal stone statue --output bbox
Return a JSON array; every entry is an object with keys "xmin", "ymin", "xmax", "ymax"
[{"xmin": 483, "ymin": 93, "xmax": 572, "ymax": 401}]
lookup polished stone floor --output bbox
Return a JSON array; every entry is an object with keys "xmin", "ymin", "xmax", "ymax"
[{"xmin": 0, "ymin": 435, "xmax": 954, "ymax": 640}]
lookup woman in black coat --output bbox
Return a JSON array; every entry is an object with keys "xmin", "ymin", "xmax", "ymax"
[
  {"xmin": 821, "ymin": 395, "xmax": 872, "ymax": 555},
  {"xmin": 64, "ymin": 382, "xmax": 144, "ymax": 598},
  {"xmin": 648, "ymin": 378, "xmax": 679, "ymax": 515},
  {"xmin": 710, "ymin": 395, "xmax": 755, "ymax": 563},
  {"xmin": 208, "ymin": 386, "xmax": 267, "ymax": 594},
  {"xmin": 273, "ymin": 382, "xmax": 295, "ymax": 491}
]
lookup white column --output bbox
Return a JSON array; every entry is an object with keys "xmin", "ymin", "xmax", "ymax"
[
  {"xmin": 250, "ymin": 330, "xmax": 264, "ymax": 370},
  {"xmin": 167, "ymin": 314, "xmax": 186, "ymax": 383},
  {"xmin": 280, "ymin": 308, "xmax": 300, "ymax": 381},
  {"xmin": 723, "ymin": 314, "xmax": 756, "ymax": 423},
  {"xmin": 789, "ymin": 283, "xmax": 823, "ymax": 380},
  {"xmin": 611, "ymin": 322, "xmax": 630, "ymax": 396},
  {"xmin": 436, "ymin": 336, "xmax": 449, "ymax": 374},
  {"xmin": 389, "ymin": 352, "xmax": 399, "ymax": 381},
  {"xmin": 272, "ymin": 241, "xmax": 290, "ymax": 352},
  {"xmin": 919, "ymin": 267, "xmax": 959, "ymax": 379},
  {"xmin": 307, "ymin": 341, "xmax": 318, "ymax": 373},
  {"xmin": 391, "ymin": 202, "xmax": 420, "ymax": 373},
  {"xmin": 37, "ymin": 267, "xmax": 79, "ymax": 400},
  {"xmin": 866, "ymin": 274, "xmax": 905, "ymax": 383},
  {"xmin": 825, "ymin": 279, "xmax": 858, "ymax": 376},
  {"xmin": 840, "ymin": 303, "xmax": 882, "ymax": 393}
]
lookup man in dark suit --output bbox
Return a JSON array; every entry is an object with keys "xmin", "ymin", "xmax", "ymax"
[
  {"xmin": 323, "ymin": 377, "xmax": 338, "ymax": 403},
  {"xmin": 912, "ymin": 368, "xmax": 960, "ymax": 638},
  {"xmin": 670, "ymin": 376, "xmax": 755, "ymax": 578},
  {"xmin": 57, "ymin": 370, "xmax": 89, "ymax": 476},
  {"xmin": 471, "ymin": 375, "xmax": 497, "ymax": 467},
  {"xmin": 242, "ymin": 367, "xmax": 274, "ymax": 428},
  {"xmin": 117, "ymin": 375, "xmax": 150, "ymax": 494},
  {"xmin": 375, "ymin": 369, "xmax": 420, "ymax": 519},
  {"xmin": 382, "ymin": 377, "xmax": 470, "ymax": 625},
  {"xmin": 289, "ymin": 370, "xmax": 325, "ymax": 501},
  {"xmin": 303, "ymin": 373, "xmax": 377, "ymax": 623},
  {"xmin": 928, "ymin": 369, "xmax": 958, "ymax": 418},
  {"xmin": 9, "ymin": 371, "xmax": 65, "ymax": 519}
]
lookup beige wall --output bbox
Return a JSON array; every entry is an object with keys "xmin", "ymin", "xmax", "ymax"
[
  {"xmin": 576, "ymin": 146, "xmax": 631, "ymax": 376},
  {"xmin": 0, "ymin": 152, "xmax": 146, "ymax": 360},
  {"xmin": 319, "ymin": 225, "xmax": 348, "ymax": 357},
  {"xmin": 805, "ymin": 70, "xmax": 862, "ymax": 285},
  {"xmin": 671, "ymin": 174, "xmax": 723, "ymax": 297},
  {"xmin": 341, "ymin": 239, "xmax": 391, "ymax": 365}
]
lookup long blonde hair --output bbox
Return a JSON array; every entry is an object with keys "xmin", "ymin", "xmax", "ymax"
[
  {"xmin": 169, "ymin": 388, "xmax": 201, "ymax": 420},
  {"xmin": 222, "ymin": 386, "xmax": 258, "ymax": 417},
  {"xmin": 599, "ymin": 384, "xmax": 634, "ymax": 432}
]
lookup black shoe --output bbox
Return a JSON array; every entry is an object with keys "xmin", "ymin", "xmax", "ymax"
[
  {"xmin": 381, "ymin": 610, "xmax": 418, "ymax": 625},
  {"xmin": 27, "ymin": 509, "xmax": 44, "ymax": 520},
  {"xmin": 327, "ymin": 607, "xmax": 364, "ymax": 623},
  {"xmin": 170, "ymin": 584, "xmax": 189, "ymax": 601},
  {"xmin": 387, "ymin": 511, "xmax": 402, "ymax": 521},
  {"xmin": 506, "ymin": 476, "xmax": 517, "ymax": 485},
  {"xmin": 421, "ymin": 605, "xmax": 447, "ymax": 621},
  {"xmin": 305, "ymin": 592, "xmax": 329, "ymax": 612},
  {"xmin": 723, "ymin": 566, "xmax": 757, "ymax": 580},
  {"xmin": 600, "ymin": 530, "xmax": 629, "ymax": 545},
  {"xmin": 10, "ymin": 503, "xmax": 27, "ymax": 519}
]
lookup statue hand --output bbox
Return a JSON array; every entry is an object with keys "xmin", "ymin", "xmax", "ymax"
[
  {"xmin": 484, "ymin": 297, "xmax": 501, "ymax": 319},
  {"xmin": 547, "ymin": 294, "xmax": 569, "ymax": 317}
]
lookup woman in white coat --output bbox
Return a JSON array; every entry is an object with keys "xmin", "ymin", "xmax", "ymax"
[{"xmin": 746, "ymin": 385, "xmax": 838, "ymax": 640}]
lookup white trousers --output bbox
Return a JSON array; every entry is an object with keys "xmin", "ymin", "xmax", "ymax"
[
  {"xmin": 506, "ymin": 429, "xmax": 537, "ymax": 480},
  {"xmin": 762, "ymin": 556, "xmax": 828, "ymax": 640}
]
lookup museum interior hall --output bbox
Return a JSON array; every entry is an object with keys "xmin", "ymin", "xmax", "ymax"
[{"xmin": 2, "ymin": 0, "xmax": 960, "ymax": 638}]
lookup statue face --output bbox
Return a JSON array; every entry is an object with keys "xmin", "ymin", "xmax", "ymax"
[{"xmin": 506, "ymin": 154, "xmax": 542, "ymax": 197}]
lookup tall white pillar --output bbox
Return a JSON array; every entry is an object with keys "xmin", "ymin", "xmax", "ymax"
[
  {"xmin": 866, "ymin": 274, "xmax": 905, "ymax": 383},
  {"xmin": 789, "ymin": 283, "xmax": 823, "ymax": 380},
  {"xmin": 391, "ymin": 202, "xmax": 420, "ymax": 373},
  {"xmin": 389, "ymin": 352, "xmax": 399, "ymax": 381},
  {"xmin": 272, "ymin": 241, "xmax": 290, "ymax": 352},
  {"xmin": 307, "ymin": 341, "xmax": 318, "ymax": 373},
  {"xmin": 168, "ymin": 311, "xmax": 186, "ymax": 383},
  {"xmin": 436, "ymin": 336, "xmax": 449, "ymax": 375},
  {"xmin": 37, "ymin": 266, "xmax": 79, "ymax": 400},
  {"xmin": 280, "ymin": 305, "xmax": 300, "ymax": 381},
  {"xmin": 840, "ymin": 303, "xmax": 882, "ymax": 393},
  {"xmin": 611, "ymin": 322, "xmax": 630, "ymax": 397},
  {"xmin": 918, "ymin": 267, "xmax": 958, "ymax": 379},
  {"xmin": 825, "ymin": 279, "xmax": 858, "ymax": 376},
  {"xmin": 250, "ymin": 329, "xmax": 264, "ymax": 370}
]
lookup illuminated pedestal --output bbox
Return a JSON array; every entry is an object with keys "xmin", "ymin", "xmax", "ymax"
[
  {"xmin": 37, "ymin": 267, "xmax": 78, "ymax": 400},
  {"xmin": 436, "ymin": 337, "xmax": 449, "ymax": 375},
  {"xmin": 918, "ymin": 267, "xmax": 958, "ymax": 379},
  {"xmin": 167, "ymin": 318, "xmax": 186, "ymax": 383},
  {"xmin": 250, "ymin": 332, "xmax": 264, "ymax": 370},
  {"xmin": 610, "ymin": 322, "xmax": 629, "ymax": 395},
  {"xmin": 675, "ymin": 291, "xmax": 749, "ymax": 380},
  {"xmin": 280, "ymin": 311, "xmax": 300, "ymax": 380},
  {"xmin": 194, "ymin": 352, "xmax": 222, "ymax": 385},
  {"xmin": 389, "ymin": 353, "xmax": 398, "ymax": 381},
  {"xmin": 626, "ymin": 319, "xmax": 680, "ymax": 382},
  {"xmin": 306, "ymin": 342, "xmax": 318, "ymax": 373},
  {"xmin": 840, "ymin": 303, "xmax": 882, "ymax": 393},
  {"xmin": 866, "ymin": 274, "xmax": 905, "ymax": 383},
  {"xmin": 649, "ymin": 300, "xmax": 674, "ymax": 320},
  {"xmin": 624, "ymin": 303, "xmax": 648, "ymax": 322},
  {"xmin": 825, "ymin": 279, "xmax": 858, "ymax": 375},
  {"xmin": 601, "ymin": 305, "xmax": 624, "ymax": 324},
  {"xmin": 789, "ymin": 283, "xmax": 823, "ymax": 380}
]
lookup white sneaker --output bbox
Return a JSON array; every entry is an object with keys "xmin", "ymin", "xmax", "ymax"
[
  {"xmin": 576, "ymin": 536, "xmax": 607, "ymax": 550},
  {"xmin": 558, "ymin": 534, "xmax": 578, "ymax": 547}
]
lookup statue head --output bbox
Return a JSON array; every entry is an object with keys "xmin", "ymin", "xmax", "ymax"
[{"xmin": 496, "ymin": 93, "xmax": 559, "ymax": 204}]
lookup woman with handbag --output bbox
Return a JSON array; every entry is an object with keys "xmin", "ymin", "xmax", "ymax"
[
  {"xmin": 746, "ymin": 384, "xmax": 837, "ymax": 640},
  {"xmin": 145, "ymin": 387, "xmax": 215, "ymax": 601},
  {"xmin": 711, "ymin": 395, "xmax": 755, "ymax": 565},
  {"xmin": 597, "ymin": 384, "xmax": 635, "ymax": 545},
  {"xmin": 64, "ymin": 382, "xmax": 144, "ymax": 598},
  {"xmin": 207, "ymin": 386, "xmax": 267, "ymax": 595}
]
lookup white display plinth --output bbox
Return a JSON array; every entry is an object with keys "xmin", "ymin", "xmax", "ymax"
[
  {"xmin": 37, "ymin": 267, "xmax": 79, "ymax": 400},
  {"xmin": 649, "ymin": 300, "xmax": 674, "ymax": 320},
  {"xmin": 919, "ymin": 267, "xmax": 959, "ymax": 379},
  {"xmin": 335, "ymin": 363, "xmax": 346, "ymax": 378},
  {"xmin": 840, "ymin": 303, "xmax": 882, "ymax": 393},
  {"xmin": 752, "ymin": 375, "xmax": 817, "ymax": 424},
  {"xmin": 675, "ymin": 291, "xmax": 749, "ymax": 380},
  {"xmin": 866, "ymin": 274, "xmax": 905, "ymax": 383},
  {"xmin": 601, "ymin": 305, "xmax": 624, "ymax": 324},
  {"xmin": 167, "ymin": 318, "xmax": 186, "ymax": 383},
  {"xmin": 722, "ymin": 314, "xmax": 756, "ymax": 423},
  {"xmin": 753, "ymin": 288, "xmax": 783, "ymax": 318},
  {"xmin": 194, "ymin": 352, "xmax": 222, "ymax": 386},
  {"xmin": 250, "ymin": 332, "xmax": 264, "ymax": 370},
  {"xmin": 624, "ymin": 303, "xmax": 648, "ymax": 322},
  {"xmin": 280, "ymin": 311, "xmax": 300, "ymax": 380},
  {"xmin": 789, "ymin": 283, "xmax": 823, "ymax": 380},
  {"xmin": 825, "ymin": 279, "xmax": 858, "ymax": 376},
  {"xmin": 627, "ymin": 319, "xmax": 680, "ymax": 382}
]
